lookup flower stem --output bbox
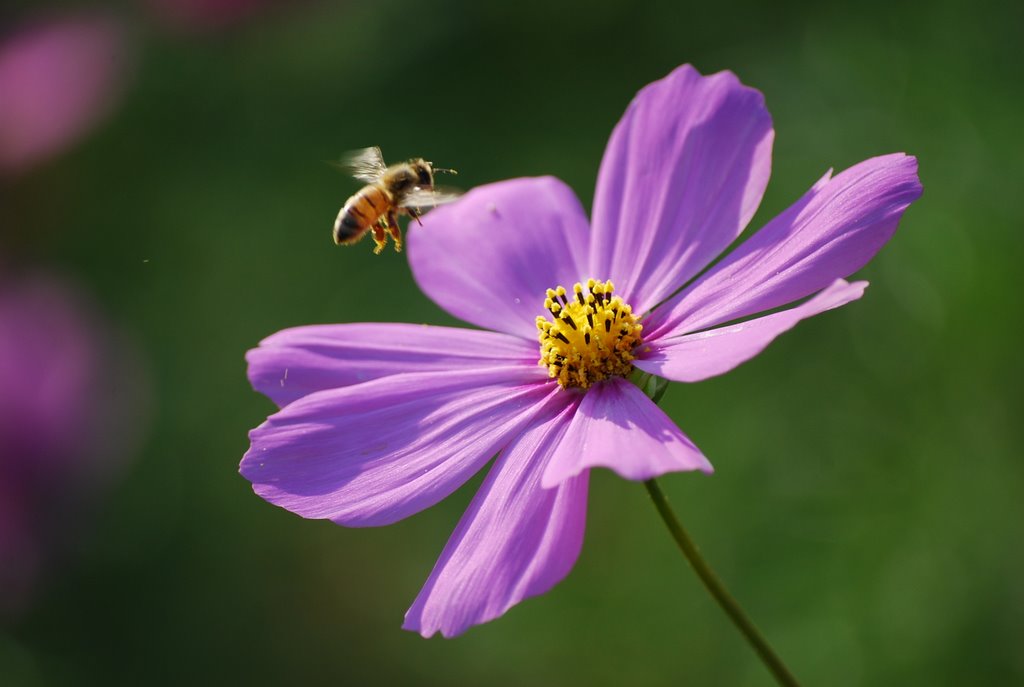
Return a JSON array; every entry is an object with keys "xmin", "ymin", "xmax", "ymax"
[{"xmin": 643, "ymin": 478, "xmax": 801, "ymax": 687}]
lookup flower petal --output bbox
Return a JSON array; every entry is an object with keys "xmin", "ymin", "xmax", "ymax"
[
  {"xmin": 541, "ymin": 377, "xmax": 712, "ymax": 488},
  {"xmin": 590, "ymin": 64, "xmax": 774, "ymax": 314},
  {"xmin": 404, "ymin": 401, "xmax": 587, "ymax": 638},
  {"xmin": 636, "ymin": 279, "xmax": 866, "ymax": 383},
  {"xmin": 247, "ymin": 323, "xmax": 538, "ymax": 407},
  {"xmin": 646, "ymin": 154, "xmax": 922, "ymax": 339},
  {"xmin": 408, "ymin": 177, "xmax": 591, "ymax": 340},
  {"xmin": 241, "ymin": 367, "xmax": 563, "ymax": 527}
]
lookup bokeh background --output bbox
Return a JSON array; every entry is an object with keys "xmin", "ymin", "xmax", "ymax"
[{"xmin": 1, "ymin": 0, "xmax": 1021, "ymax": 684}]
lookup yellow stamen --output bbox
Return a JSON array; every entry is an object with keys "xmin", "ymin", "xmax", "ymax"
[{"xmin": 536, "ymin": 279, "xmax": 642, "ymax": 390}]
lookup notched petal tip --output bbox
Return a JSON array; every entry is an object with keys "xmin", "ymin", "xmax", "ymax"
[
  {"xmin": 401, "ymin": 614, "xmax": 464, "ymax": 639},
  {"xmin": 649, "ymin": 63, "xmax": 767, "ymax": 106},
  {"xmin": 897, "ymin": 153, "xmax": 924, "ymax": 198}
]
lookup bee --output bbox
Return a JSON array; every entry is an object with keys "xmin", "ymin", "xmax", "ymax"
[{"xmin": 332, "ymin": 146, "xmax": 460, "ymax": 254}]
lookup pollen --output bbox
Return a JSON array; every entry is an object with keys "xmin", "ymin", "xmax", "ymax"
[{"xmin": 536, "ymin": 279, "xmax": 643, "ymax": 390}]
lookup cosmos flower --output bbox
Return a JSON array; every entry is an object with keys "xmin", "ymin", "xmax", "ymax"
[
  {"xmin": 241, "ymin": 64, "xmax": 922, "ymax": 638},
  {"xmin": 0, "ymin": 273, "xmax": 146, "ymax": 620},
  {"xmin": 0, "ymin": 14, "xmax": 129, "ymax": 175}
]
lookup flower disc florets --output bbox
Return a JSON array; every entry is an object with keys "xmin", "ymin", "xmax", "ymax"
[{"xmin": 536, "ymin": 279, "xmax": 643, "ymax": 390}]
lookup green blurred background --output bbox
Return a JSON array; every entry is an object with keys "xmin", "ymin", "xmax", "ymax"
[{"xmin": 3, "ymin": 0, "xmax": 1023, "ymax": 684}]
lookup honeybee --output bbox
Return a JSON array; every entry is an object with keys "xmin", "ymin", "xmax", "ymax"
[{"xmin": 332, "ymin": 146, "xmax": 459, "ymax": 254}]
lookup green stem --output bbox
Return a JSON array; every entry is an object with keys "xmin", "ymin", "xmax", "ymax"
[{"xmin": 644, "ymin": 478, "xmax": 801, "ymax": 687}]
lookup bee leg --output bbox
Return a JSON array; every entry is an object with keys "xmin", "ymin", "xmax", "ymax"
[
  {"xmin": 408, "ymin": 207, "xmax": 424, "ymax": 227},
  {"xmin": 386, "ymin": 208, "xmax": 403, "ymax": 252},
  {"xmin": 371, "ymin": 222, "xmax": 388, "ymax": 255}
]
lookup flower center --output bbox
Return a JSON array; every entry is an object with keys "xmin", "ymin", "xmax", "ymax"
[{"xmin": 536, "ymin": 279, "xmax": 643, "ymax": 390}]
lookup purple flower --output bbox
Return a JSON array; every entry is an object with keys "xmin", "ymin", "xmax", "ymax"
[
  {"xmin": 242, "ymin": 64, "xmax": 922, "ymax": 637},
  {"xmin": 0, "ymin": 14, "xmax": 129, "ymax": 175}
]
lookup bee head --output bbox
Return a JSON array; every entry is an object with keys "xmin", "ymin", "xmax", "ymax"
[{"xmin": 409, "ymin": 158, "xmax": 434, "ymax": 188}]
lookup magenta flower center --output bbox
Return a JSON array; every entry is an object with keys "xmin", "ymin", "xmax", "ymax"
[{"xmin": 535, "ymin": 279, "xmax": 643, "ymax": 390}]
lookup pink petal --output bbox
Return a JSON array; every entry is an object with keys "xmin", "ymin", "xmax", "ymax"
[
  {"xmin": 247, "ymin": 323, "xmax": 538, "ymax": 407},
  {"xmin": 636, "ymin": 280, "xmax": 866, "ymax": 382},
  {"xmin": 646, "ymin": 154, "xmax": 922, "ymax": 339},
  {"xmin": 541, "ymin": 377, "xmax": 712, "ymax": 488},
  {"xmin": 241, "ymin": 367, "xmax": 565, "ymax": 527},
  {"xmin": 408, "ymin": 177, "xmax": 590, "ymax": 340},
  {"xmin": 404, "ymin": 402, "xmax": 588, "ymax": 638},
  {"xmin": 590, "ymin": 64, "xmax": 774, "ymax": 314},
  {"xmin": 0, "ymin": 15, "xmax": 129, "ymax": 174}
]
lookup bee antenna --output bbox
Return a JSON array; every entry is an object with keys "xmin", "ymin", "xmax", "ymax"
[{"xmin": 433, "ymin": 167, "xmax": 458, "ymax": 176}]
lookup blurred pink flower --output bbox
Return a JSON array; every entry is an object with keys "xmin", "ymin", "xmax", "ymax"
[
  {"xmin": 0, "ymin": 14, "xmax": 129, "ymax": 175},
  {"xmin": 0, "ymin": 273, "xmax": 148, "ymax": 619}
]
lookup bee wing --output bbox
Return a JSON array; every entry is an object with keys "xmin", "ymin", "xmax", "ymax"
[
  {"xmin": 337, "ymin": 146, "xmax": 387, "ymax": 183},
  {"xmin": 398, "ymin": 186, "xmax": 463, "ymax": 209}
]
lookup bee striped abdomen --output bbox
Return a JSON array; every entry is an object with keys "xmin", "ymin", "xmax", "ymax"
[{"xmin": 333, "ymin": 185, "xmax": 392, "ymax": 244}]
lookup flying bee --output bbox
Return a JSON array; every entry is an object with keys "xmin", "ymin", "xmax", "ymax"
[{"xmin": 332, "ymin": 146, "xmax": 460, "ymax": 254}]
